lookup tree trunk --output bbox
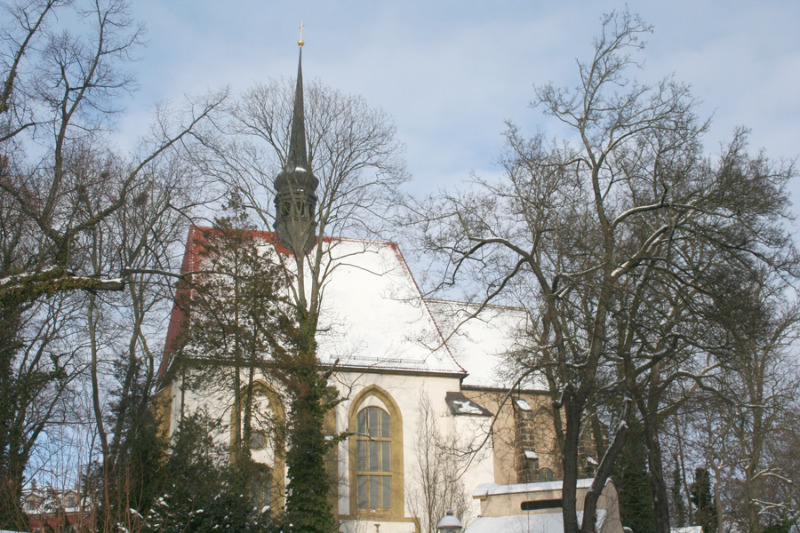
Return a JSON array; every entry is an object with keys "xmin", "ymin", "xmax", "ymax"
[
  {"xmin": 642, "ymin": 409, "xmax": 671, "ymax": 533},
  {"xmin": 0, "ymin": 306, "xmax": 23, "ymax": 529},
  {"xmin": 713, "ymin": 462, "xmax": 723, "ymax": 533},
  {"xmin": 562, "ymin": 395, "xmax": 583, "ymax": 533},
  {"xmin": 0, "ymin": 441, "xmax": 28, "ymax": 531},
  {"xmin": 582, "ymin": 420, "xmax": 629, "ymax": 533},
  {"xmin": 674, "ymin": 417, "xmax": 692, "ymax": 526}
]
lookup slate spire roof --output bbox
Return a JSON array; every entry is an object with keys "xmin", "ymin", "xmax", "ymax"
[{"xmin": 287, "ymin": 47, "xmax": 308, "ymax": 173}]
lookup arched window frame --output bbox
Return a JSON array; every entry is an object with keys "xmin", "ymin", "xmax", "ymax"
[
  {"xmin": 230, "ymin": 380, "xmax": 286, "ymax": 510},
  {"xmin": 347, "ymin": 385, "xmax": 404, "ymax": 518}
]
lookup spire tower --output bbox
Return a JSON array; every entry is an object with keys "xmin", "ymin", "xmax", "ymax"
[{"xmin": 274, "ymin": 36, "xmax": 318, "ymax": 255}]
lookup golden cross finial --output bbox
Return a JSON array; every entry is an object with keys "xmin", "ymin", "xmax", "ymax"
[{"xmin": 298, "ymin": 22, "xmax": 305, "ymax": 47}]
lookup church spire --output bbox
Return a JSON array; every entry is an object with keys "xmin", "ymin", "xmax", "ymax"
[
  {"xmin": 287, "ymin": 44, "xmax": 308, "ymax": 173},
  {"xmin": 274, "ymin": 33, "xmax": 318, "ymax": 255}
]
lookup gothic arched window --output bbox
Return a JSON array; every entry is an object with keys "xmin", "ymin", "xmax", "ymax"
[
  {"xmin": 347, "ymin": 386, "xmax": 404, "ymax": 518},
  {"xmin": 355, "ymin": 406, "xmax": 392, "ymax": 509}
]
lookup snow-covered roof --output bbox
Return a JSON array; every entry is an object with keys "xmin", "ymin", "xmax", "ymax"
[
  {"xmin": 161, "ymin": 230, "xmax": 467, "ymax": 379},
  {"xmin": 306, "ymin": 238, "xmax": 463, "ymax": 374},
  {"xmin": 425, "ymin": 299, "xmax": 546, "ymax": 390},
  {"xmin": 473, "ymin": 479, "xmax": 597, "ymax": 498},
  {"xmin": 160, "ymin": 228, "xmax": 547, "ymax": 387},
  {"xmin": 466, "ymin": 510, "xmax": 607, "ymax": 533}
]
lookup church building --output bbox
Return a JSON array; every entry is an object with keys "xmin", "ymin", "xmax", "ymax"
[{"xmin": 155, "ymin": 43, "xmax": 602, "ymax": 533}]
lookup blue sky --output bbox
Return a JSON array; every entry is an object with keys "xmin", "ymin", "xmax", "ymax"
[{"xmin": 116, "ymin": 1, "xmax": 800, "ymax": 217}]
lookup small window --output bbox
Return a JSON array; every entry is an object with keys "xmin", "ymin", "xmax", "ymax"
[
  {"xmin": 538, "ymin": 467, "xmax": 554, "ymax": 482},
  {"xmin": 521, "ymin": 450, "xmax": 540, "ymax": 484}
]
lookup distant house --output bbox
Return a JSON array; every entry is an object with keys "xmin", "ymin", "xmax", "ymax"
[{"xmin": 23, "ymin": 488, "xmax": 90, "ymax": 532}]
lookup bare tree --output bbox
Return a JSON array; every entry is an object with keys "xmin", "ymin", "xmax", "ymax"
[
  {"xmin": 0, "ymin": 0, "xmax": 223, "ymax": 528},
  {"xmin": 0, "ymin": 0, "xmax": 223, "ymax": 303},
  {"xmin": 677, "ymin": 268, "xmax": 800, "ymax": 533},
  {"xmin": 79, "ymin": 150, "xmax": 219, "ymax": 532},
  {"xmin": 723, "ymin": 291, "xmax": 799, "ymax": 532},
  {"xmin": 411, "ymin": 11, "xmax": 797, "ymax": 533},
  {"xmin": 407, "ymin": 394, "xmax": 472, "ymax": 533},
  {"xmin": 199, "ymin": 78, "xmax": 408, "ymax": 241}
]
